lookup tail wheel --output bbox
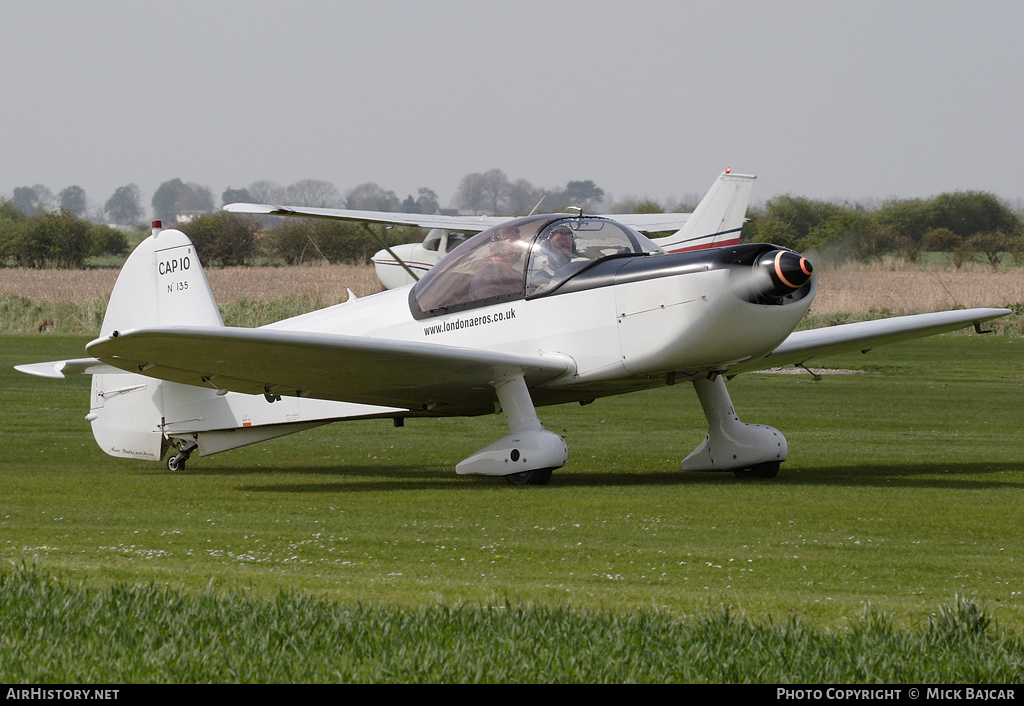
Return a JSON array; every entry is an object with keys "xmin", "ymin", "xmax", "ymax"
[
  {"xmin": 733, "ymin": 461, "xmax": 780, "ymax": 479},
  {"xmin": 505, "ymin": 468, "xmax": 554, "ymax": 486},
  {"xmin": 166, "ymin": 440, "xmax": 197, "ymax": 472}
]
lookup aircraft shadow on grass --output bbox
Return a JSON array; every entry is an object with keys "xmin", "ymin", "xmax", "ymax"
[{"xmin": 154, "ymin": 460, "xmax": 1023, "ymax": 494}]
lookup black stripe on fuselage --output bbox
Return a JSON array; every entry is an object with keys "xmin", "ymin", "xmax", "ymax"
[{"xmin": 538, "ymin": 243, "xmax": 779, "ymax": 298}]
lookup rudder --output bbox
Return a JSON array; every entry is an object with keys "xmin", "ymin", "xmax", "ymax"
[{"xmin": 653, "ymin": 171, "xmax": 755, "ymax": 253}]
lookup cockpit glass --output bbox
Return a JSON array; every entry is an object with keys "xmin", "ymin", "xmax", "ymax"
[
  {"xmin": 411, "ymin": 215, "xmax": 654, "ymax": 316},
  {"xmin": 421, "ymin": 229, "xmax": 442, "ymax": 252},
  {"xmin": 526, "ymin": 218, "xmax": 654, "ymax": 295},
  {"xmin": 445, "ymin": 232, "xmax": 471, "ymax": 252}
]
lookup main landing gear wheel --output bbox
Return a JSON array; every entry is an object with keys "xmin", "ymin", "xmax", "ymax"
[
  {"xmin": 505, "ymin": 468, "xmax": 554, "ymax": 486},
  {"xmin": 733, "ymin": 461, "xmax": 780, "ymax": 479}
]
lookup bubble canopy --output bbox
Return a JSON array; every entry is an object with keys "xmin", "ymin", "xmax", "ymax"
[{"xmin": 409, "ymin": 215, "xmax": 660, "ymax": 318}]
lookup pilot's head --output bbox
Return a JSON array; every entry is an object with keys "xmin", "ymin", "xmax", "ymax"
[
  {"xmin": 488, "ymin": 225, "xmax": 523, "ymax": 262},
  {"xmin": 490, "ymin": 225, "xmax": 521, "ymax": 242},
  {"xmin": 546, "ymin": 225, "xmax": 575, "ymax": 264}
]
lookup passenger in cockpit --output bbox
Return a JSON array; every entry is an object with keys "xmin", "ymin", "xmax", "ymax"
[
  {"xmin": 530, "ymin": 225, "xmax": 576, "ymax": 292},
  {"xmin": 469, "ymin": 224, "xmax": 528, "ymax": 299}
]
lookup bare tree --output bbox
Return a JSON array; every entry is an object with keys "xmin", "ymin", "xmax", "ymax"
[
  {"xmin": 346, "ymin": 182, "xmax": 399, "ymax": 211},
  {"xmin": 416, "ymin": 187, "xmax": 440, "ymax": 214},
  {"xmin": 455, "ymin": 171, "xmax": 488, "ymax": 213},
  {"xmin": 286, "ymin": 179, "xmax": 341, "ymax": 207},
  {"xmin": 479, "ymin": 169, "xmax": 510, "ymax": 214},
  {"xmin": 248, "ymin": 180, "xmax": 286, "ymax": 204},
  {"xmin": 505, "ymin": 179, "xmax": 546, "ymax": 215},
  {"xmin": 455, "ymin": 168, "xmax": 510, "ymax": 214}
]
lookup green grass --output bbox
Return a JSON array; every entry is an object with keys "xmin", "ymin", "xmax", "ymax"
[
  {"xmin": 2, "ymin": 564, "xmax": 1021, "ymax": 683},
  {"xmin": 2, "ymin": 333, "xmax": 1024, "ymax": 681}
]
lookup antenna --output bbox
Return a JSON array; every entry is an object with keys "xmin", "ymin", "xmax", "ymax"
[{"xmin": 527, "ymin": 193, "xmax": 547, "ymax": 216}]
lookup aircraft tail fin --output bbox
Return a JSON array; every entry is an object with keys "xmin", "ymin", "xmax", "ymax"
[
  {"xmin": 89, "ymin": 222, "xmax": 224, "ymax": 461},
  {"xmin": 101, "ymin": 222, "xmax": 223, "ymax": 337},
  {"xmin": 652, "ymin": 171, "xmax": 755, "ymax": 253},
  {"xmin": 21, "ymin": 225, "xmax": 393, "ymax": 467}
]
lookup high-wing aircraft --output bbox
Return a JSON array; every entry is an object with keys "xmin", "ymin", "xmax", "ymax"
[
  {"xmin": 234, "ymin": 170, "xmax": 756, "ymax": 289},
  {"xmin": 17, "ymin": 174, "xmax": 1009, "ymax": 485},
  {"xmin": 376, "ymin": 170, "xmax": 758, "ymax": 288}
]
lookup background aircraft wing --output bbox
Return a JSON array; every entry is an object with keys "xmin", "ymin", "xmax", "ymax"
[
  {"xmin": 225, "ymin": 202, "xmax": 690, "ymax": 235},
  {"xmin": 86, "ymin": 327, "xmax": 574, "ymax": 415},
  {"xmin": 728, "ymin": 308, "xmax": 1011, "ymax": 375},
  {"xmin": 224, "ymin": 203, "xmax": 511, "ymax": 231}
]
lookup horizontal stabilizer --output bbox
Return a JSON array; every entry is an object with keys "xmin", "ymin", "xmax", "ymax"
[{"xmin": 15, "ymin": 358, "xmax": 122, "ymax": 379}]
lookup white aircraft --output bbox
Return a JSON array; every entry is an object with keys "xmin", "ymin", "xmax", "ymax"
[
  {"xmin": 17, "ymin": 175, "xmax": 1009, "ymax": 485},
  {"xmin": 362, "ymin": 170, "xmax": 755, "ymax": 288}
]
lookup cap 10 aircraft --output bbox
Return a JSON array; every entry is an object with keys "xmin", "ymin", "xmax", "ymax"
[{"xmin": 17, "ymin": 172, "xmax": 1010, "ymax": 485}]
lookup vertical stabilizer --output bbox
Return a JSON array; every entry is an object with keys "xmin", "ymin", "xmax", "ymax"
[
  {"xmin": 91, "ymin": 226, "xmax": 223, "ymax": 460},
  {"xmin": 652, "ymin": 171, "xmax": 756, "ymax": 253},
  {"xmin": 100, "ymin": 224, "xmax": 223, "ymax": 337}
]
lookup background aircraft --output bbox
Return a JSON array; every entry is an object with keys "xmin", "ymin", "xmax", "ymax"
[
  {"xmin": 17, "ymin": 175, "xmax": 1009, "ymax": 485},
  {"xmin": 236, "ymin": 171, "xmax": 756, "ymax": 289}
]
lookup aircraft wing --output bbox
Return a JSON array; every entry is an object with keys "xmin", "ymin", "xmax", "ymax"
[
  {"xmin": 224, "ymin": 202, "xmax": 690, "ymax": 235},
  {"xmin": 729, "ymin": 308, "xmax": 1011, "ymax": 375},
  {"xmin": 86, "ymin": 327, "xmax": 574, "ymax": 414},
  {"xmin": 224, "ymin": 203, "xmax": 511, "ymax": 231}
]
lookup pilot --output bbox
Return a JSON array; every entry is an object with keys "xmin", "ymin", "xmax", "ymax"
[
  {"xmin": 469, "ymin": 225, "xmax": 528, "ymax": 299},
  {"xmin": 530, "ymin": 225, "xmax": 576, "ymax": 292}
]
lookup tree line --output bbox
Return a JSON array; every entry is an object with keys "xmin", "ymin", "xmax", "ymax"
[
  {"xmin": 0, "ymin": 200, "xmax": 128, "ymax": 268},
  {"xmin": 742, "ymin": 191, "xmax": 1024, "ymax": 268},
  {"xmin": 2, "ymin": 170, "xmax": 1022, "ymax": 269},
  {"xmin": 3, "ymin": 170, "xmax": 612, "ymax": 228}
]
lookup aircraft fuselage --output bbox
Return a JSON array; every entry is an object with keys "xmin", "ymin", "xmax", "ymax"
[{"xmin": 267, "ymin": 244, "xmax": 816, "ymax": 407}]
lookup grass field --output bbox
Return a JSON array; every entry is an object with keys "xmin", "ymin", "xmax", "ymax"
[
  {"xmin": 2, "ymin": 256, "xmax": 1023, "ymax": 681},
  {"xmin": 3, "ymin": 330, "xmax": 1024, "ymax": 681}
]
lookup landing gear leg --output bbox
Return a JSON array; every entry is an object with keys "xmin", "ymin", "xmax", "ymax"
[
  {"xmin": 455, "ymin": 372, "xmax": 567, "ymax": 485},
  {"xmin": 681, "ymin": 374, "xmax": 787, "ymax": 477},
  {"xmin": 167, "ymin": 440, "xmax": 198, "ymax": 472}
]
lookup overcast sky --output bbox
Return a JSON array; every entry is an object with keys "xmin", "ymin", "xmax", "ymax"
[{"xmin": 2, "ymin": 0, "xmax": 1022, "ymax": 214}]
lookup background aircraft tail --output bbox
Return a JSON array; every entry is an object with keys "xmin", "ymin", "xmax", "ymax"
[{"xmin": 651, "ymin": 171, "xmax": 755, "ymax": 253}]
